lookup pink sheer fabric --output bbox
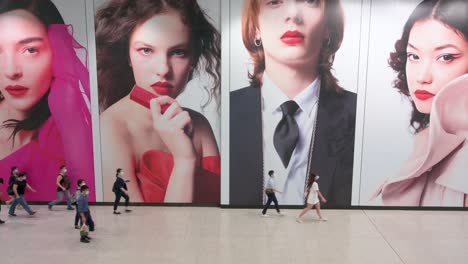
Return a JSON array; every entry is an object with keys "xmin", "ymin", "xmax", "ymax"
[
  {"xmin": 372, "ymin": 74, "xmax": 468, "ymax": 206},
  {"xmin": 0, "ymin": 24, "xmax": 95, "ymax": 201}
]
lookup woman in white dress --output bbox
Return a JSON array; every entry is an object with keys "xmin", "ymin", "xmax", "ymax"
[{"xmin": 297, "ymin": 173, "xmax": 327, "ymax": 222}]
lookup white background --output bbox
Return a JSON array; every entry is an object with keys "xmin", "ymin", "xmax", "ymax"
[{"xmin": 358, "ymin": 0, "xmax": 422, "ymax": 205}]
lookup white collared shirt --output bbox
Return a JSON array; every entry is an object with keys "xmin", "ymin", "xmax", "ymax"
[{"xmin": 261, "ymin": 73, "xmax": 320, "ymax": 205}]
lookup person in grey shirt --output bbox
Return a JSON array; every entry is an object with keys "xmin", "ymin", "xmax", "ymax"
[
  {"xmin": 261, "ymin": 170, "xmax": 284, "ymax": 217},
  {"xmin": 77, "ymin": 185, "xmax": 94, "ymax": 243}
]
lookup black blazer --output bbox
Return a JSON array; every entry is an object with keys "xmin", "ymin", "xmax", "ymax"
[{"xmin": 230, "ymin": 84, "xmax": 357, "ymax": 207}]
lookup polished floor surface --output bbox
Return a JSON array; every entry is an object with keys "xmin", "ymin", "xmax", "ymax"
[{"xmin": 0, "ymin": 206, "xmax": 467, "ymax": 264}]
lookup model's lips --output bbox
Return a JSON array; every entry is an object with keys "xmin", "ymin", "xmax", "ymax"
[
  {"xmin": 5, "ymin": 85, "xmax": 29, "ymax": 97},
  {"xmin": 280, "ymin": 30, "xmax": 304, "ymax": 44},
  {"xmin": 151, "ymin": 81, "xmax": 173, "ymax": 96},
  {"xmin": 414, "ymin": 89, "xmax": 435, "ymax": 100}
]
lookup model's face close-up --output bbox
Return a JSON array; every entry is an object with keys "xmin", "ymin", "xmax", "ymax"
[
  {"xmin": 0, "ymin": 9, "xmax": 53, "ymax": 114},
  {"xmin": 257, "ymin": 0, "xmax": 326, "ymax": 68},
  {"xmin": 406, "ymin": 19, "xmax": 468, "ymax": 114},
  {"xmin": 129, "ymin": 8, "xmax": 193, "ymax": 99}
]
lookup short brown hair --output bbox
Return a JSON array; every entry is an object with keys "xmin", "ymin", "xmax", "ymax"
[{"xmin": 241, "ymin": 0, "xmax": 345, "ymax": 93}]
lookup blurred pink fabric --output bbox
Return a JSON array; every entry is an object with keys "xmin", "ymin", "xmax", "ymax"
[
  {"xmin": 0, "ymin": 24, "xmax": 95, "ymax": 201},
  {"xmin": 373, "ymin": 74, "xmax": 468, "ymax": 206}
]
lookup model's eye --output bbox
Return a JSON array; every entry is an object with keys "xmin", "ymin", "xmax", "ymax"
[
  {"xmin": 138, "ymin": 48, "xmax": 153, "ymax": 55},
  {"xmin": 438, "ymin": 54, "xmax": 456, "ymax": 62},
  {"xmin": 23, "ymin": 47, "xmax": 39, "ymax": 54},
  {"xmin": 407, "ymin": 53, "xmax": 419, "ymax": 61},
  {"xmin": 171, "ymin": 49, "xmax": 188, "ymax": 58}
]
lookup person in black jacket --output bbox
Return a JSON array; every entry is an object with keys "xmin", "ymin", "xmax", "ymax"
[
  {"xmin": 112, "ymin": 168, "xmax": 132, "ymax": 214},
  {"xmin": 9, "ymin": 172, "xmax": 36, "ymax": 216},
  {"xmin": 5, "ymin": 166, "xmax": 19, "ymax": 205},
  {"xmin": 230, "ymin": 0, "xmax": 356, "ymax": 207}
]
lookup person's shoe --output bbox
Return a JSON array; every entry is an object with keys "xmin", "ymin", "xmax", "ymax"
[
  {"xmin": 29, "ymin": 211, "xmax": 36, "ymax": 216},
  {"xmin": 85, "ymin": 236, "xmax": 92, "ymax": 240},
  {"xmin": 80, "ymin": 237, "xmax": 90, "ymax": 243},
  {"xmin": 75, "ymin": 225, "xmax": 80, "ymax": 230},
  {"xmin": 261, "ymin": 214, "xmax": 269, "ymax": 217},
  {"xmin": 277, "ymin": 211, "xmax": 286, "ymax": 216},
  {"xmin": 0, "ymin": 219, "xmax": 5, "ymax": 224},
  {"xmin": 48, "ymin": 204, "xmax": 52, "ymax": 210},
  {"xmin": 8, "ymin": 213, "xmax": 17, "ymax": 217},
  {"xmin": 67, "ymin": 207, "xmax": 74, "ymax": 211},
  {"xmin": 89, "ymin": 227, "xmax": 95, "ymax": 232},
  {"xmin": 319, "ymin": 217, "xmax": 328, "ymax": 222},
  {"xmin": 125, "ymin": 209, "xmax": 132, "ymax": 213},
  {"xmin": 296, "ymin": 217, "xmax": 303, "ymax": 223},
  {"xmin": 113, "ymin": 211, "xmax": 121, "ymax": 215}
]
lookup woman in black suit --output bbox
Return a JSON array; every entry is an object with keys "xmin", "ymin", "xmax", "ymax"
[{"xmin": 230, "ymin": 0, "xmax": 356, "ymax": 207}]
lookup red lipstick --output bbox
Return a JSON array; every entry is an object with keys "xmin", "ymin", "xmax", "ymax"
[
  {"xmin": 414, "ymin": 90, "xmax": 435, "ymax": 100},
  {"xmin": 5, "ymin": 85, "xmax": 29, "ymax": 97},
  {"xmin": 151, "ymin": 81, "xmax": 173, "ymax": 96},
  {"xmin": 280, "ymin": 30, "xmax": 304, "ymax": 44}
]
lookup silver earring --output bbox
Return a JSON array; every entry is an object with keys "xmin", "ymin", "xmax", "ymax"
[{"xmin": 254, "ymin": 39, "xmax": 262, "ymax": 47}]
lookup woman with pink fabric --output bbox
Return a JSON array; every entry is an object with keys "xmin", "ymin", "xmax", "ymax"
[
  {"xmin": 0, "ymin": 0, "xmax": 95, "ymax": 202},
  {"xmin": 373, "ymin": 0, "xmax": 468, "ymax": 207}
]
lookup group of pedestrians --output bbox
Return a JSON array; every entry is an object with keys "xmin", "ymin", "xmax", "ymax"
[
  {"xmin": 1, "ymin": 166, "xmax": 132, "ymax": 243},
  {"xmin": 261, "ymin": 170, "xmax": 327, "ymax": 222}
]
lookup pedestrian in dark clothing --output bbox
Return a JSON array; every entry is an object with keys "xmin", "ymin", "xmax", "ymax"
[
  {"xmin": 9, "ymin": 173, "xmax": 37, "ymax": 216},
  {"xmin": 112, "ymin": 168, "xmax": 132, "ymax": 214},
  {"xmin": 48, "ymin": 165, "xmax": 73, "ymax": 210}
]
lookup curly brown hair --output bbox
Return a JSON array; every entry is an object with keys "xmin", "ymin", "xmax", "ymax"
[
  {"xmin": 389, "ymin": 0, "xmax": 468, "ymax": 133},
  {"xmin": 241, "ymin": 0, "xmax": 345, "ymax": 94},
  {"xmin": 95, "ymin": 0, "xmax": 220, "ymax": 112}
]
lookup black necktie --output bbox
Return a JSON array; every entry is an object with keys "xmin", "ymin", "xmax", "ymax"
[{"xmin": 274, "ymin": 100, "xmax": 300, "ymax": 168}]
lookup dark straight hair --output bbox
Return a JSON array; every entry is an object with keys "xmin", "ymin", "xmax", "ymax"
[{"xmin": 0, "ymin": 0, "xmax": 65, "ymax": 142}]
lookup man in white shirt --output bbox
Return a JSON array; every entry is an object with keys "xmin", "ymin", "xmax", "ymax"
[{"xmin": 261, "ymin": 170, "xmax": 284, "ymax": 217}]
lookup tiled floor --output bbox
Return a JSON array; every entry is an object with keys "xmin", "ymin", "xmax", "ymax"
[{"xmin": 0, "ymin": 206, "xmax": 467, "ymax": 264}]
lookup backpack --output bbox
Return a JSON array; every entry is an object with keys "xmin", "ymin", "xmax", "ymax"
[
  {"xmin": 71, "ymin": 189, "xmax": 81, "ymax": 205},
  {"xmin": 7, "ymin": 184, "xmax": 14, "ymax": 196},
  {"xmin": 61, "ymin": 175, "xmax": 71, "ymax": 189},
  {"xmin": 112, "ymin": 181, "xmax": 117, "ymax": 193}
]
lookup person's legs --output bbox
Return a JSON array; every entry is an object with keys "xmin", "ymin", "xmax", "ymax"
[
  {"xmin": 271, "ymin": 193, "xmax": 281, "ymax": 213},
  {"xmin": 8, "ymin": 197, "xmax": 19, "ymax": 215},
  {"xmin": 48, "ymin": 191, "xmax": 64, "ymax": 208},
  {"xmin": 314, "ymin": 202, "xmax": 326, "ymax": 220},
  {"xmin": 297, "ymin": 203, "xmax": 314, "ymax": 220},
  {"xmin": 122, "ymin": 193, "xmax": 131, "ymax": 212},
  {"xmin": 64, "ymin": 190, "xmax": 73, "ymax": 209},
  {"xmin": 122, "ymin": 193, "xmax": 130, "ymax": 207},
  {"xmin": 262, "ymin": 193, "xmax": 274, "ymax": 215},
  {"xmin": 74, "ymin": 206, "xmax": 82, "ymax": 227},
  {"xmin": 113, "ymin": 192, "xmax": 122, "ymax": 212},
  {"xmin": 17, "ymin": 196, "xmax": 34, "ymax": 215},
  {"xmin": 85, "ymin": 211, "xmax": 95, "ymax": 231}
]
